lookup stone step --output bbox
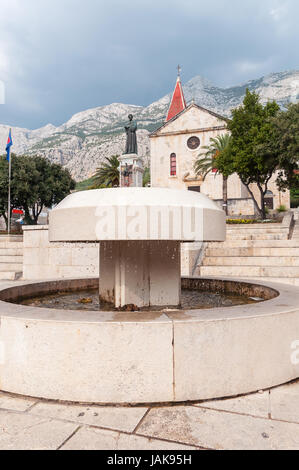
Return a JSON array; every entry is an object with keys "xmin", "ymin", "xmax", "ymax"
[
  {"xmin": 203, "ymin": 256, "xmax": 299, "ymax": 267},
  {"xmin": 0, "ymin": 255, "xmax": 23, "ymax": 263},
  {"xmin": 0, "ymin": 245, "xmax": 23, "ymax": 256},
  {"xmin": 226, "ymin": 233, "xmax": 288, "ymax": 240},
  {"xmin": 0, "ymin": 262, "xmax": 24, "ymax": 271},
  {"xmin": 0, "ymin": 236, "xmax": 23, "ymax": 243},
  {"xmin": 199, "ymin": 276, "xmax": 299, "ymax": 287},
  {"xmin": 0, "ymin": 271, "xmax": 22, "ymax": 280},
  {"xmin": 0, "ymin": 248, "xmax": 23, "ymax": 256},
  {"xmin": 205, "ymin": 247, "xmax": 299, "ymax": 257},
  {"xmin": 226, "ymin": 227, "xmax": 289, "ymax": 233},
  {"xmin": 208, "ymin": 240, "xmax": 299, "ymax": 248},
  {"xmin": 0, "ymin": 242, "xmax": 25, "ymax": 249},
  {"xmin": 200, "ymin": 265, "xmax": 299, "ymax": 278}
]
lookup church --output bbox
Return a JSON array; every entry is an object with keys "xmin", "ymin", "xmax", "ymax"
[{"xmin": 150, "ymin": 72, "xmax": 290, "ymax": 216}]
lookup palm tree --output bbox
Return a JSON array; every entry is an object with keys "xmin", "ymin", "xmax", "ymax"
[
  {"xmin": 194, "ymin": 134, "xmax": 231, "ymax": 214},
  {"xmin": 92, "ymin": 155, "xmax": 120, "ymax": 188}
]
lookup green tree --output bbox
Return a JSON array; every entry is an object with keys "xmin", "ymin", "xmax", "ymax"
[
  {"xmin": 0, "ymin": 154, "xmax": 75, "ymax": 227},
  {"xmin": 216, "ymin": 90, "xmax": 280, "ymax": 219},
  {"xmin": 194, "ymin": 134, "xmax": 232, "ymax": 214},
  {"xmin": 264, "ymin": 103, "xmax": 299, "ymax": 191},
  {"xmin": 92, "ymin": 155, "xmax": 120, "ymax": 188},
  {"xmin": 0, "ymin": 155, "xmax": 18, "ymax": 228}
]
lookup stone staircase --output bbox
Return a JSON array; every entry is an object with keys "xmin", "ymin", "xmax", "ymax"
[
  {"xmin": 0, "ymin": 236, "xmax": 23, "ymax": 280},
  {"xmin": 199, "ymin": 213, "xmax": 299, "ymax": 286}
]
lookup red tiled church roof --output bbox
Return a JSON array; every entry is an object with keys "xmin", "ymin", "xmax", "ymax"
[{"xmin": 166, "ymin": 76, "xmax": 186, "ymax": 122}]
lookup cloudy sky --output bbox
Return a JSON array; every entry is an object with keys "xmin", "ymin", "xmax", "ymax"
[{"xmin": 0, "ymin": 0, "xmax": 298, "ymax": 129}]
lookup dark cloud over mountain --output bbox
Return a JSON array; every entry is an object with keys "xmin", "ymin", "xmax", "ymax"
[{"xmin": 0, "ymin": 0, "xmax": 298, "ymax": 129}]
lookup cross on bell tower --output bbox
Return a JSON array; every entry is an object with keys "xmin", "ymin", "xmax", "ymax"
[{"xmin": 166, "ymin": 66, "xmax": 186, "ymax": 122}]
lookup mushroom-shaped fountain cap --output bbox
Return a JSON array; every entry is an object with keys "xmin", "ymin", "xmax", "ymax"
[{"xmin": 49, "ymin": 187, "xmax": 226, "ymax": 243}]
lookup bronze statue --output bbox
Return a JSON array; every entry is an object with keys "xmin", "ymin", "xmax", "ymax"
[{"xmin": 124, "ymin": 114, "xmax": 138, "ymax": 154}]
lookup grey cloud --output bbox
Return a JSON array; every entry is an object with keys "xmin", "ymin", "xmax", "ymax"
[{"xmin": 0, "ymin": 0, "xmax": 298, "ymax": 129}]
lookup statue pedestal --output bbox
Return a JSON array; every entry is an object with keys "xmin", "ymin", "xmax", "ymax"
[{"xmin": 118, "ymin": 154, "xmax": 144, "ymax": 188}]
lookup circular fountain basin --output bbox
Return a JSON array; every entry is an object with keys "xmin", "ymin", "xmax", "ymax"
[{"xmin": 0, "ymin": 277, "xmax": 298, "ymax": 404}]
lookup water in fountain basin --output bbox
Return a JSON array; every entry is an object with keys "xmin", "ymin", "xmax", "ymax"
[{"xmin": 18, "ymin": 288, "xmax": 262, "ymax": 312}]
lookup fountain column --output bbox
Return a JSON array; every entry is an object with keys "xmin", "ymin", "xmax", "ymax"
[{"xmin": 100, "ymin": 240, "xmax": 181, "ymax": 308}]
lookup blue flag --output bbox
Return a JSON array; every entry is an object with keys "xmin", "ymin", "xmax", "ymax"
[{"xmin": 6, "ymin": 129, "xmax": 12, "ymax": 162}]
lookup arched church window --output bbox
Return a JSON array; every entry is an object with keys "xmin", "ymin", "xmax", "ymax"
[{"xmin": 170, "ymin": 153, "xmax": 177, "ymax": 176}]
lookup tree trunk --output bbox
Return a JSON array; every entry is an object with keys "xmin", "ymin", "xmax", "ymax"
[
  {"xmin": 222, "ymin": 175, "xmax": 228, "ymax": 215},
  {"xmin": 243, "ymin": 182, "xmax": 263, "ymax": 219},
  {"xmin": 257, "ymin": 184, "xmax": 267, "ymax": 220},
  {"xmin": 23, "ymin": 205, "xmax": 34, "ymax": 225}
]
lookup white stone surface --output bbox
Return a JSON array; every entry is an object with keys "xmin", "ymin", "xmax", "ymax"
[
  {"xmin": 49, "ymin": 187, "xmax": 226, "ymax": 242},
  {"xmin": 0, "ymin": 409, "xmax": 78, "ymax": 450},
  {"xmin": 61, "ymin": 426, "xmax": 195, "ymax": 450},
  {"xmin": 30, "ymin": 402, "xmax": 148, "ymax": 433},
  {"xmin": 100, "ymin": 241, "xmax": 181, "ymax": 307},
  {"xmin": 0, "ymin": 312, "xmax": 174, "ymax": 403},
  {"xmin": 137, "ymin": 406, "xmax": 299, "ymax": 450},
  {"xmin": 0, "ymin": 392, "xmax": 37, "ymax": 412},
  {"xmin": 196, "ymin": 391, "xmax": 270, "ymax": 418},
  {"xmin": 23, "ymin": 225, "xmax": 99, "ymax": 280},
  {"xmin": 172, "ymin": 307, "xmax": 299, "ymax": 402},
  {"xmin": 270, "ymin": 382, "xmax": 299, "ymax": 423},
  {"xmin": 0, "ymin": 278, "xmax": 298, "ymax": 404}
]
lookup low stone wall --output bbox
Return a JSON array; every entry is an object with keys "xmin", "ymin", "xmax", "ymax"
[
  {"xmin": 22, "ymin": 225, "xmax": 99, "ymax": 280},
  {"xmin": 214, "ymin": 198, "xmax": 255, "ymax": 216}
]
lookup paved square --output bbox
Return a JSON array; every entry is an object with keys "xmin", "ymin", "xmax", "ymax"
[{"xmin": 0, "ymin": 381, "xmax": 298, "ymax": 450}]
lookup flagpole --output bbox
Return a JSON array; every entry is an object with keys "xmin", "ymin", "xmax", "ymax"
[{"xmin": 7, "ymin": 130, "xmax": 11, "ymax": 235}]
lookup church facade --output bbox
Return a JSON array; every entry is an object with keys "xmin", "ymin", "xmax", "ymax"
[{"xmin": 150, "ymin": 74, "xmax": 290, "ymax": 216}]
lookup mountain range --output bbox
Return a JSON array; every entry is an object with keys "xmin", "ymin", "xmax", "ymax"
[{"xmin": 0, "ymin": 69, "xmax": 298, "ymax": 181}]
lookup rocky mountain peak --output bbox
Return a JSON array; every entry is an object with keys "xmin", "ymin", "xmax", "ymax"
[{"xmin": 0, "ymin": 69, "xmax": 298, "ymax": 181}]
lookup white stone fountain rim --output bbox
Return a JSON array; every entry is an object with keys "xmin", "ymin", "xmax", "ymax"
[
  {"xmin": 0, "ymin": 277, "xmax": 297, "ymax": 324},
  {"xmin": 0, "ymin": 277, "xmax": 298, "ymax": 404}
]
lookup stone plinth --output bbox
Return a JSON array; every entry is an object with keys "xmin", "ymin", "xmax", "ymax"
[{"xmin": 118, "ymin": 154, "xmax": 144, "ymax": 188}]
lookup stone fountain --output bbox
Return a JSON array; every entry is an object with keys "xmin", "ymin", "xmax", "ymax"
[
  {"xmin": 49, "ymin": 187, "xmax": 225, "ymax": 309},
  {"xmin": 49, "ymin": 114, "xmax": 225, "ymax": 310},
  {"xmin": 0, "ymin": 115, "xmax": 297, "ymax": 404}
]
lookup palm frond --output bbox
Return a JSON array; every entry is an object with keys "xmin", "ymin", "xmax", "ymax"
[
  {"xmin": 194, "ymin": 134, "xmax": 231, "ymax": 179},
  {"xmin": 93, "ymin": 155, "xmax": 120, "ymax": 188}
]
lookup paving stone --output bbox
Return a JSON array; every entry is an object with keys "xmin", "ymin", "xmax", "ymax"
[
  {"xmin": 0, "ymin": 409, "xmax": 78, "ymax": 450},
  {"xmin": 30, "ymin": 402, "xmax": 148, "ymax": 433},
  {"xmin": 0, "ymin": 392, "xmax": 38, "ymax": 412},
  {"xmin": 137, "ymin": 406, "xmax": 299, "ymax": 450},
  {"xmin": 270, "ymin": 381, "xmax": 299, "ymax": 424},
  {"xmin": 61, "ymin": 426, "xmax": 196, "ymax": 450},
  {"xmin": 195, "ymin": 391, "xmax": 270, "ymax": 418}
]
